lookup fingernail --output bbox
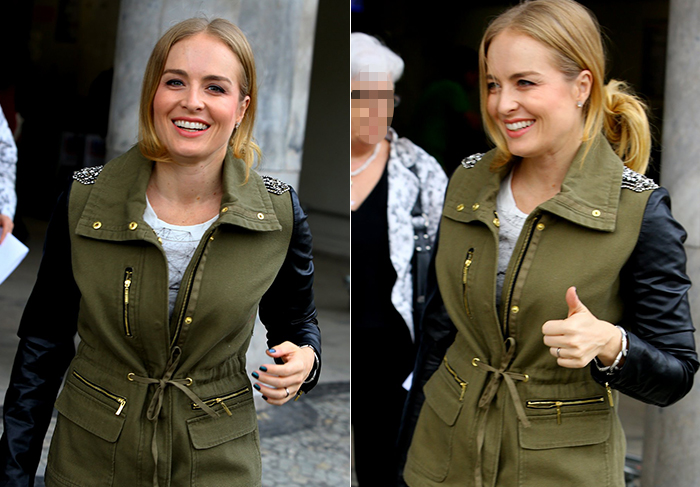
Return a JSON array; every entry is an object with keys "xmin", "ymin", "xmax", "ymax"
[
  {"xmin": 262, "ymin": 395, "xmax": 268, "ymax": 401},
  {"xmin": 254, "ymin": 384, "xmax": 261, "ymax": 391},
  {"xmin": 268, "ymin": 349, "xmax": 276, "ymax": 353},
  {"xmin": 252, "ymin": 372, "xmax": 259, "ymax": 379},
  {"xmin": 259, "ymin": 366, "xmax": 268, "ymax": 372}
]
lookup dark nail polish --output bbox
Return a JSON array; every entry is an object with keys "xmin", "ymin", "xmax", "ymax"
[
  {"xmin": 259, "ymin": 366, "xmax": 268, "ymax": 372},
  {"xmin": 262, "ymin": 396, "xmax": 268, "ymax": 401},
  {"xmin": 254, "ymin": 384, "xmax": 261, "ymax": 391},
  {"xmin": 252, "ymin": 372, "xmax": 259, "ymax": 379}
]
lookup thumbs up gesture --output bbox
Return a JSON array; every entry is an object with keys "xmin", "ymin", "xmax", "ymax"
[{"xmin": 542, "ymin": 287, "xmax": 623, "ymax": 369}]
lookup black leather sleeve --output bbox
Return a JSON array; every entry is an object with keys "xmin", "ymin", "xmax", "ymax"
[
  {"xmin": 396, "ymin": 228, "xmax": 456, "ymax": 485},
  {"xmin": 258, "ymin": 187, "xmax": 321, "ymax": 393},
  {"xmin": 591, "ymin": 187, "xmax": 699, "ymax": 406},
  {"xmin": 0, "ymin": 186, "xmax": 79, "ymax": 487}
]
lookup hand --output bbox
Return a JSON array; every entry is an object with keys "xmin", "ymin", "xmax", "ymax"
[
  {"xmin": 251, "ymin": 341, "xmax": 316, "ymax": 405},
  {"xmin": 542, "ymin": 287, "xmax": 622, "ymax": 368},
  {"xmin": 0, "ymin": 214, "xmax": 14, "ymax": 244}
]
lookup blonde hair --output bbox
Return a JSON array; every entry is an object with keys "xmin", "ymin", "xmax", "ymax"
[
  {"xmin": 478, "ymin": 0, "xmax": 651, "ymax": 173},
  {"xmin": 138, "ymin": 17, "xmax": 261, "ymax": 178}
]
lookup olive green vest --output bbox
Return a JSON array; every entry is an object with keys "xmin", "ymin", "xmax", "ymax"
[
  {"xmin": 405, "ymin": 138, "xmax": 655, "ymax": 487},
  {"xmin": 45, "ymin": 146, "xmax": 293, "ymax": 487}
]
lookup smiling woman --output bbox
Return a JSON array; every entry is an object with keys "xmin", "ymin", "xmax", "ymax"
[{"xmin": 0, "ymin": 17, "xmax": 321, "ymax": 487}]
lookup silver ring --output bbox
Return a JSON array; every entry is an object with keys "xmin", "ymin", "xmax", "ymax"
[
  {"xmin": 285, "ymin": 387, "xmax": 290, "ymax": 398},
  {"xmin": 556, "ymin": 347, "xmax": 561, "ymax": 358}
]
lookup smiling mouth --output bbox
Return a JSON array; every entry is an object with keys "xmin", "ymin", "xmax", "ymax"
[
  {"xmin": 505, "ymin": 120, "xmax": 534, "ymax": 131},
  {"xmin": 173, "ymin": 120, "xmax": 210, "ymax": 132}
]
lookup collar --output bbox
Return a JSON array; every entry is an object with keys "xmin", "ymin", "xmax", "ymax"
[
  {"xmin": 449, "ymin": 137, "xmax": 624, "ymax": 232},
  {"xmin": 75, "ymin": 146, "xmax": 282, "ymax": 242}
]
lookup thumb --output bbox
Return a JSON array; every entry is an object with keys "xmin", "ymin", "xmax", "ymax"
[
  {"xmin": 266, "ymin": 341, "xmax": 296, "ymax": 360},
  {"xmin": 565, "ymin": 286, "xmax": 588, "ymax": 317}
]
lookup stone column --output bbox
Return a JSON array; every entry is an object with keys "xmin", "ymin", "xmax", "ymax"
[
  {"xmin": 107, "ymin": 0, "xmax": 319, "ymax": 409},
  {"xmin": 643, "ymin": 1, "xmax": 700, "ymax": 485}
]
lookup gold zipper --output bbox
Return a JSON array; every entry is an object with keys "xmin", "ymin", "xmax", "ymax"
[
  {"xmin": 462, "ymin": 249, "xmax": 474, "ymax": 318},
  {"xmin": 443, "ymin": 357, "xmax": 468, "ymax": 401},
  {"xmin": 72, "ymin": 371, "xmax": 127, "ymax": 416},
  {"xmin": 526, "ymin": 396, "xmax": 606, "ymax": 425},
  {"xmin": 192, "ymin": 387, "xmax": 250, "ymax": 415},
  {"xmin": 502, "ymin": 215, "xmax": 541, "ymax": 335},
  {"xmin": 171, "ymin": 228, "xmax": 215, "ymax": 348},
  {"xmin": 605, "ymin": 382, "xmax": 614, "ymax": 407},
  {"xmin": 123, "ymin": 268, "xmax": 133, "ymax": 337}
]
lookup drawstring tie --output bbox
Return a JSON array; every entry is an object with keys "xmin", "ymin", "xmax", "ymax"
[
  {"xmin": 471, "ymin": 337, "xmax": 530, "ymax": 487},
  {"xmin": 128, "ymin": 346, "xmax": 218, "ymax": 487}
]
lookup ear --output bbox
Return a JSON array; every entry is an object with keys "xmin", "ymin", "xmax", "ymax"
[
  {"xmin": 574, "ymin": 69, "xmax": 593, "ymax": 105},
  {"xmin": 236, "ymin": 95, "xmax": 251, "ymax": 124}
]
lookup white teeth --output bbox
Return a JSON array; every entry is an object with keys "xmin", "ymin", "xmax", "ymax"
[
  {"xmin": 174, "ymin": 120, "xmax": 209, "ymax": 131},
  {"xmin": 505, "ymin": 120, "xmax": 534, "ymax": 131}
]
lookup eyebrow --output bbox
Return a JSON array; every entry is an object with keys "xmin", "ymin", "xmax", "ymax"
[
  {"xmin": 163, "ymin": 69, "xmax": 233, "ymax": 84},
  {"xmin": 486, "ymin": 71, "xmax": 542, "ymax": 82}
]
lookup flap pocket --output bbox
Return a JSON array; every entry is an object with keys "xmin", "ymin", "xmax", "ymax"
[
  {"xmin": 55, "ymin": 379, "xmax": 126, "ymax": 443},
  {"xmin": 423, "ymin": 358, "xmax": 468, "ymax": 427},
  {"xmin": 187, "ymin": 395, "xmax": 256, "ymax": 449},
  {"xmin": 519, "ymin": 409, "xmax": 611, "ymax": 450}
]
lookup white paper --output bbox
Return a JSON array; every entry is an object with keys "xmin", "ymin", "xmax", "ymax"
[{"xmin": 0, "ymin": 233, "xmax": 29, "ymax": 285}]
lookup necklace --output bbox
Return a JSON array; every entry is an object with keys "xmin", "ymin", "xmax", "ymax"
[{"xmin": 351, "ymin": 142, "xmax": 381, "ymax": 177}]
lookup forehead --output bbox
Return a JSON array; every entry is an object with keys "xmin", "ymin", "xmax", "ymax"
[
  {"xmin": 165, "ymin": 33, "xmax": 241, "ymax": 78},
  {"xmin": 351, "ymin": 79, "xmax": 393, "ymax": 91},
  {"xmin": 486, "ymin": 30, "xmax": 559, "ymax": 77}
]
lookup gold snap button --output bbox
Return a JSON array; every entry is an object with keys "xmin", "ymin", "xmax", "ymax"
[
  {"xmin": 209, "ymin": 235, "xmax": 215, "ymax": 241},
  {"xmin": 493, "ymin": 218, "xmax": 500, "ymax": 228},
  {"xmin": 472, "ymin": 357, "xmax": 481, "ymax": 367},
  {"xmin": 472, "ymin": 203, "xmax": 480, "ymax": 211},
  {"xmin": 221, "ymin": 207, "xmax": 229, "ymax": 213},
  {"xmin": 127, "ymin": 373, "xmax": 135, "ymax": 381},
  {"xmin": 592, "ymin": 209, "xmax": 601, "ymax": 217},
  {"xmin": 257, "ymin": 213, "xmax": 265, "ymax": 220},
  {"xmin": 184, "ymin": 317, "xmax": 193, "ymax": 325},
  {"xmin": 511, "ymin": 306, "xmax": 520, "ymax": 314},
  {"xmin": 456, "ymin": 204, "xmax": 465, "ymax": 212},
  {"xmin": 129, "ymin": 222, "xmax": 138, "ymax": 230},
  {"xmin": 157, "ymin": 237, "xmax": 163, "ymax": 244},
  {"xmin": 536, "ymin": 223, "xmax": 545, "ymax": 231},
  {"xmin": 92, "ymin": 221, "xmax": 102, "ymax": 230}
]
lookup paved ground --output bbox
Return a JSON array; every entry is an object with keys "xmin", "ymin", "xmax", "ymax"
[{"xmin": 0, "ymin": 217, "xmax": 350, "ymax": 487}]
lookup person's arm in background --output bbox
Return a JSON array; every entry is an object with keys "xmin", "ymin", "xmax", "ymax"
[{"xmin": 0, "ymin": 105, "xmax": 17, "ymax": 243}]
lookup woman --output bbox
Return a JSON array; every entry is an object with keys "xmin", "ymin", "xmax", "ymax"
[
  {"xmin": 399, "ymin": 1, "xmax": 698, "ymax": 486},
  {"xmin": 0, "ymin": 18, "xmax": 320, "ymax": 487},
  {"xmin": 351, "ymin": 33, "xmax": 447, "ymax": 486}
]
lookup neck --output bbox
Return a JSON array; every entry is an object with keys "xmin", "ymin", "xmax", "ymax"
[{"xmin": 148, "ymin": 158, "xmax": 224, "ymax": 207}]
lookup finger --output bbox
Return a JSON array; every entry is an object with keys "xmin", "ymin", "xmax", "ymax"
[
  {"xmin": 265, "ymin": 341, "xmax": 299, "ymax": 362},
  {"xmin": 253, "ymin": 382, "xmax": 296, "ymax": 405},
  {"xmin": 566, "ymin": 286, "xmax": 588, "ymax": 317},
  {"xmin": 542, "ymin": 319, "xmax": 566, "ymax": 337}
]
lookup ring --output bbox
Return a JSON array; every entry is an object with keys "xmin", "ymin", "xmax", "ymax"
[
  {"xmin": 285, "ymin": 387, "xmax": 290, "ymax": 398},
  {"xmin": 556, "ymin": 347, "xmax": 561, "ymax": 358}
]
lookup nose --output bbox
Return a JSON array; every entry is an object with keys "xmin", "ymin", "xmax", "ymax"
[
  {"xmin": 182, "ymin": 86, "xmax": 204, "ymax": 111},
  {"xmin": 496, "ymin": 86, "xmax": 519, "ymax": 115}
]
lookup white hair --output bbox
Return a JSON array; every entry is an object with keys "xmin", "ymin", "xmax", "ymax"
[{"xmin": 351, "ymin": 32, "xmax": 404, "ymax": 83}]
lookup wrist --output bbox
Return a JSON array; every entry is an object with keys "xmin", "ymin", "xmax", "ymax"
[{"xmin": 595, "ymin": 326, "xmax": 628, "ymax": 374}]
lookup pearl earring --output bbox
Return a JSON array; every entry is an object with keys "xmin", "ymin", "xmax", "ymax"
[{"xmin": 577, "ymin": 101, "xmax": 583, "ymax": 108}]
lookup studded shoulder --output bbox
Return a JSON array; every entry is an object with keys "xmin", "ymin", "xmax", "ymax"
[
  {"xmin": 262, "ymin": 175, "xmax": 291, "ymax": 195},
  {"xmin": 461, "ymin": 153, "xmax": 484, "ymax": 169},
  {"xmin": 621, "ymin": 167, "xmax": 659, "ymax": 193},
  {"xmin": 73, "ymin": 165, "xmax": 104, "ymax": 185}
]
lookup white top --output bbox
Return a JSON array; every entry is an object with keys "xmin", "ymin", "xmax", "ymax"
[
  {"xmin": 143, "ymin": 197, "xmax": 218, "ymax": 317},
  {"xmin": 496, "ymin": 170, "xmax": 528, "ymax": 308},
  {"xmin": 0, "ymin": 106, "xmax": 17, "ymax": 220}
]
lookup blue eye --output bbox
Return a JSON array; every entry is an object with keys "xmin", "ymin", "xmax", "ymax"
[
  {"xmin": 486, "ymin": 81, "xmax": 500, "ymax": 92},
  {"xmin": 517, "ymin": 79, "xmax": 535, "ymax": 87},
  {"xmin": 207, "ymin": 85, "xmax": 226, "ymax": 94},
  {"xmin": 165, "ymin": 79, "xmax": 184, "ymax": 87}
]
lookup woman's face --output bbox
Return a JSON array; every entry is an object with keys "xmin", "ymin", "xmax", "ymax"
[
  {"xmin": 153, "ymin": 33, "xmax": 250, "ymax": 166},
  {"xmin": 351, "ymin": 76, "xmax": 394, "ymax": 146},
  {"xmin": 485, "ymin": 29, "xmax": 590, "ymax": 164}
]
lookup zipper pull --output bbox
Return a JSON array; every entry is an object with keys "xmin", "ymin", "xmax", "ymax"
[
  {"xmin": 124, "ymin": 270, "xmax": 132, "ymax": 304},
  {"xmin": 555, "ymin": 401, "xmax": 562, "ymax": 425},
  {"xmin": 605, "ymin": 383, "xmax": 614, "ymax": 407},
  {"xmin": 116, "ymin": 398, "xmax": 126, "ymax": 416},
  {"xmin": 462, "ymin": 250, "xmax": 474, "ymax": 284},
  {"xmin": 217, "ymin": 398, "xmax": 233, "ymax": 416}
]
